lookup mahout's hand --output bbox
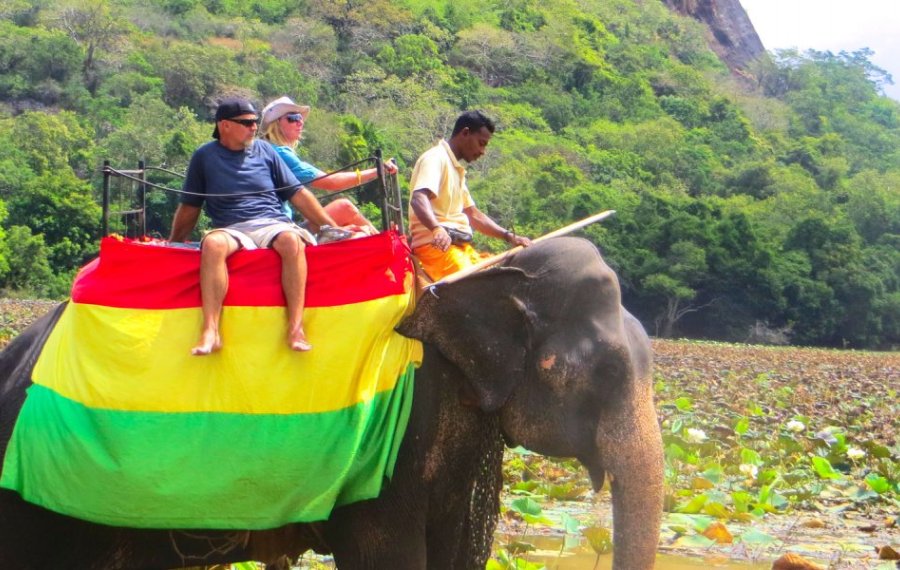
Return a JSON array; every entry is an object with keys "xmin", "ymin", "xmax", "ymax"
[
  {"xmin": 510, "ymin": 234, "xmax": 532, "ymax": 248},
  {"xmin": 431, "ymin": 226, "xmax": 451, "ymax": 252}
]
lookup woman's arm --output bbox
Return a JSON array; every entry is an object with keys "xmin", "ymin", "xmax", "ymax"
[{"xmin": 310, "ymin": 160, "xmax": 399, "ymax": 192}]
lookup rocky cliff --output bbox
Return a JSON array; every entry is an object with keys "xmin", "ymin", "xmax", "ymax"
[{"xmin": 662, "ymin": 0, "xmax": 765, "ymax": 72}]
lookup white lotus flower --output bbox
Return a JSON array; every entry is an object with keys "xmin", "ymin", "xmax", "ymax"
[
  {"xmin": 786, "ymin": 420, "xmax": 806, "ymax": 433},
  {"xmin": 686, "ymin": 428, "xmax": 708, "ymax": 443},
  {"xmin": 739, "ymin": 463, "xmax": 759, "ymax": 478},
  {"xmin": 846, "ymin": 447, "xmax": 865, "ymax": 460}
]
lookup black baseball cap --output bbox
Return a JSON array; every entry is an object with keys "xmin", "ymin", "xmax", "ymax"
[{"xmin": 212, "ymin": 98, "xmax": 258, "ymax": 139}]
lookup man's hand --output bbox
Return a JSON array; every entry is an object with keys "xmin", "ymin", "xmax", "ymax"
[
  {"xmin": 411, "ymin": 189, "xmax": 450, "ymax": 250},
  {"xmin": 431, "ymin": 226, "xmax": 451, "ymax": 251},
  {"xmin": 169, "ymin": 204, "xmax": 201, "ymax": 243},
  {"xmin": 464, "ymin": 205, "xmax": 531, "ymax": 249},
  {"xmin": 290, "ymin": 187, "xmax": 338, "ymax": 232},
  {"xmin": 340, "ymin": 223, "xmax": 377, "ymax": 238},
  {"xmin": 506, "ymin": 232, "xmax": 532, "ymax": 248}
]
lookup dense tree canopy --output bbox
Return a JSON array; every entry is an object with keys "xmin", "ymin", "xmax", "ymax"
[{"xmin": 0, "ymin": 0, "xmax": 897, "ymax": 348}]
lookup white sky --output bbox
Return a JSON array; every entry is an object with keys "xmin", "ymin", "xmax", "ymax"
[{"xmin": 739, "ymin": 0, "xmax": 900, "ymax": 100}]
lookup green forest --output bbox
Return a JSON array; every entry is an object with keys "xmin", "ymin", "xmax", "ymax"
[{"xmin": 0, "ymin": 0, "xmax": 898, "ymax": 349}]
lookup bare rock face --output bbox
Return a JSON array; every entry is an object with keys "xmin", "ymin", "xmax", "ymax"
[{"xmin": 662, "ymin": 0, "xmax": 765, "ymax": 71}]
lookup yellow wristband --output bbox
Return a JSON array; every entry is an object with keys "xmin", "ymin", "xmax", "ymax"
[
  {"xmin": 356, "ymin": 168, "xmax": 362, "ymax": 185},
  {"xmin": 432, "ymin": 226, "xmax": 444, "ymax": 235}
]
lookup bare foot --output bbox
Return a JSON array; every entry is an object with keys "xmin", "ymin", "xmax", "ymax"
[
  {"xmin": 191, "ymin": 330, "xmax": 221, "ymax": 356},
  {"xmin": 289, "ymin": 328, "xmax": 312, "ymax": 352}
]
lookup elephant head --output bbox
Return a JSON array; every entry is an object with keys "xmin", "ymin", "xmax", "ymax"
[{"xmin": 398, "ymin": 237, "xmax": 663, "ymax": 570}]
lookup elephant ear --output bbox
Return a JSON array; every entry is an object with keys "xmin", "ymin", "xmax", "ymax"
[{"xmin": 397, "ymin": 267, "xmax": 533, "ymax": 412}]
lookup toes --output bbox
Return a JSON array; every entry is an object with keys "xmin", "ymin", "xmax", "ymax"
[
  {"xmin": 191, "ymin": 345, "xmax": 212, "ymax": 356},
  {"xmin": 191, "ymin": 334, "xmax": 221, "ymax": 356}
]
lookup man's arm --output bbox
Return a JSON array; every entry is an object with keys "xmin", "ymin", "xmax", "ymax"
[
  {"xmin": 464, "ymin": 205, "xmax": 532, "ymax": 247},
  {"xmin": 411, "ymin": 189, "xmax": 451, "ymax": 251},
  {"xmin": 169, "ymin": 204, "xmax": 202, "ymax": 242},
  {"xmin": 288, "ymin": 187, "xmax": 338, "ymax": 234}
]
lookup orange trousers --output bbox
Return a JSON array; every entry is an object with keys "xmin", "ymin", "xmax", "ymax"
[{"xmin": 412, "ymin": 242, "xmax": 486, "ymax": 281}]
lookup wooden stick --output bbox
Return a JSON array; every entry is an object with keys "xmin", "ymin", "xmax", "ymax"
[{"xmin": 433, "ymin": 209, "xmax": 616, "ymax": 286}]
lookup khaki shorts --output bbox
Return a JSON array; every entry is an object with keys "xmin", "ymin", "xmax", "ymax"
[{"xmin": 205, "ymin": 218, "xmax": 317, "ymax": 250}]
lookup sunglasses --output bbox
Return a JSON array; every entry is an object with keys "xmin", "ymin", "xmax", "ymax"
[
  {"xmin": 284, "ymin": 113, "xmax": 304, "ymax": 124},
  {"xmin": 225, "ymin": 118, "xmax": 259, "ymax": 127}
]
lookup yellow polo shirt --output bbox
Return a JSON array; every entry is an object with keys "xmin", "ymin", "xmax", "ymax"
[{"xmin": 408, "ymin": 139, "xmax": 475, "ymax": 249}]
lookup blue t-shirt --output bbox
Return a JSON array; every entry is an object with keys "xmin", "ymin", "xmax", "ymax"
[
  {"xmin": 274, "ymin": 145, "xmax": 324, "ymax": 185},
  {"xmin": 273, "ymin": 146, "xmax": 325, "ymax": 219},
  {"xmin": 180, "ymin": 140, "xmax": 300, "ymax": 228}
]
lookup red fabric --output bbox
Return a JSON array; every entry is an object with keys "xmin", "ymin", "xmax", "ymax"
[{"xmin": 71, "ymin": 232, "xmax": 413, "ymax": 309}]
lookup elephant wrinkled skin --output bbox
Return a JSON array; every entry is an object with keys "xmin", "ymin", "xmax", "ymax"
[{"xmin": 0, "ymin": 237, "xmax": 663, "ymax": 569}]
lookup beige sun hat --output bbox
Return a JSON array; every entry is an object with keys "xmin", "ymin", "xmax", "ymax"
[{"xmin": 260, "ymin": 96, "xmax": 311, "ymax": 130}]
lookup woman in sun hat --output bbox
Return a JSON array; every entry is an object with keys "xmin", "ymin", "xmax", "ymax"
[{"xmin": 260, "ymin": 96, "xmax": 398, "ymax": 233}]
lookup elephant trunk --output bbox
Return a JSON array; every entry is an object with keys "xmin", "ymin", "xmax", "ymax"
[{"xmin": 594, "ymin": 382, "xmax": 664, "ymax": 570}]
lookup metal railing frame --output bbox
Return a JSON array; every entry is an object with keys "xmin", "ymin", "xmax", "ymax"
[{"xmin": 101, "ymin": 151, "xmax": 404, "ymax": 239}]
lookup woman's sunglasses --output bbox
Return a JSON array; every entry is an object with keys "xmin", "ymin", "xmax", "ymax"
[
  {"xmin": 225, "ymin": 118, "xmax": 259, "ymax": 128},
  {"xmin": 284, "ymin": 113, "xmax": 304, "ymax": 124}
]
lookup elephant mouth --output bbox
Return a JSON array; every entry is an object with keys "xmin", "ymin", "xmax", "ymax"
[
  {"xmin": 580, "ymin": 454, "xmax": 607, "ymax": 492},
  {"xmin": 457, "ymin": 383, "xmax": 481, "ymax": 407}
]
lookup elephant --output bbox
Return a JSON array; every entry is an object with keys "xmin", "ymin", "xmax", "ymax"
[{"xmin": 0, "ymin": 236, "xmax": 663, "ymax": 570}]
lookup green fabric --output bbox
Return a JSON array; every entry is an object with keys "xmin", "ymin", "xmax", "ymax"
[{"xmin": 0, "ymin": 364, "xmax": 415, "ymax": 529}]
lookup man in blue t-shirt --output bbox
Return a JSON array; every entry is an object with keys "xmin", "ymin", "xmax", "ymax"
[{"xmin": 169, "ymin": 98, "xmax": 337, "ymax": 356}]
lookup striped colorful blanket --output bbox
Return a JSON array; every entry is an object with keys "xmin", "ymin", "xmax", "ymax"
[{"xmin": 0, "ymin": 232, "xmax": 422, "ymax": 529}]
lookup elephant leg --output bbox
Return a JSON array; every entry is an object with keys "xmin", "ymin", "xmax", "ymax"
[
  {"xmin": 0, "ymin": 491, "xmax": 258, "ymax": 569},
  {"xmin": 0, "ymin": 492, "xmax": 109, "ymax": 569},
  {"xmin": 595, "ymin": 382, "xmax": 664, "ymax": 570},
  {"xmin": 424, "ymin": 429, "xmax": 503, "ymax": 570},
  {"xmin": 424, "ymin": 484, "xmax": 500, "ymax": 570},
  {"xmin": 325, "ymin": 499, "xmax": 427, "ymax": 570}
]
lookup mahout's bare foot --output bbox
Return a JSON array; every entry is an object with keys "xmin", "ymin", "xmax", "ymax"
[{"xmin": 191, "ymin": 330, "xmax": 221, "ymax": 356}]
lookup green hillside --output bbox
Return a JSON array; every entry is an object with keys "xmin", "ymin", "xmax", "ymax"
[{"xmin": 0, "ymin": 0, "xmax": 898, "ymax": 348}]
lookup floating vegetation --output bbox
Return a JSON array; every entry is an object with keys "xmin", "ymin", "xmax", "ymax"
[{"xmin": 493, "ymin": 340, "xmax": 898, "ymax": 569}]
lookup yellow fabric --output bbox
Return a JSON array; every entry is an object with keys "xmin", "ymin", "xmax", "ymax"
[
  {"xmin": 33, "ymin": 296, "xmax": 423, "ymax": 415},
  {"xmin": 408, "ymin": 139, "xmax": 474, "ymax": 249},
  {"xmin": 413, "ymin": 242, "xmax": 485, "ymax": 281}
]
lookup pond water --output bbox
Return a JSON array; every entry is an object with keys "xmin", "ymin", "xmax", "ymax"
[
  {"xmin": 528, "ymin": 552, "xmax": 769, "ymax": 569},
  {"xmin": 516, "ymin": 536, "xmax": 770, "ymax": 570}
]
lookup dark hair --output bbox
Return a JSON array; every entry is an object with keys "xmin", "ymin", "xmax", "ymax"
[{"xmin": 451, "ymin": 110, "xmax": 495, "ymax": 137}]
